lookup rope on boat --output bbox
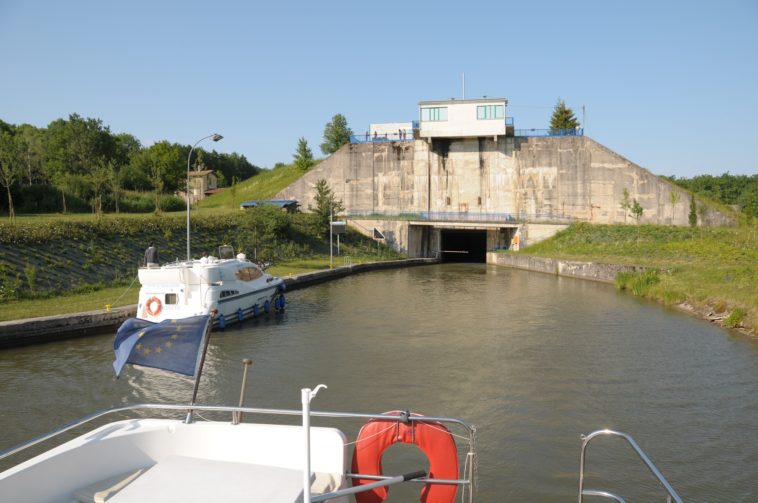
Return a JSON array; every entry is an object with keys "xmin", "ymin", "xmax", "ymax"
[{"xmin": 110, "ymin": 273, "xmax": 139, "ymax": 307}]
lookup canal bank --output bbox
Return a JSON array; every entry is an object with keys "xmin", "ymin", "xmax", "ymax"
[
  {"xmin": 487, "ymin": 251, "xmax": 755, "ymax": 336},
  {"xmin": 0, "ymin": 258, "xmax": 437, "ymax": 349}
]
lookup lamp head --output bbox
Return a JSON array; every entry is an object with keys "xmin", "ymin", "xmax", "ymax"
[{"xmin": 212, "ymin": 134, "xmax": 223, "ymax": 142}]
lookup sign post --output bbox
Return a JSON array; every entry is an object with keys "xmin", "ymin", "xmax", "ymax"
[{"xmin": 372, "ymin": 227, "xmax": 385, "ymax": 255}]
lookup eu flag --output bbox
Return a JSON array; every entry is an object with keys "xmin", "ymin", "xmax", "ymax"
[{"xmin": 113, "ymin": 315, "xmax": 211, "ymax": 378}]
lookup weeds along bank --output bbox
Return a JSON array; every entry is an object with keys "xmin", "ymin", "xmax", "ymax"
[
  {"xmin": 521, "ymin": 223, "xmax": 758, "ymax": 335},
  {"xmin": 0, "ymin": 208, "xmax": 375, "ymax": 304}
]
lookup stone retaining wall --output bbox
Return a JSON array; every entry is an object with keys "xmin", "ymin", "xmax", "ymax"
[{"xmin": 487, "ymin": 252, "xmax": 645, "ymax": 283}]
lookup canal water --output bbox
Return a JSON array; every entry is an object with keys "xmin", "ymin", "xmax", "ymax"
[{"xmin": 1, "ymin": 264, "xmax": 757, "ymax": 502}]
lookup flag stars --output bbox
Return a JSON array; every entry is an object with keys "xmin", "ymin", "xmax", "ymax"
[{"xmin": 165, "ymin": 341, "xmax": 173, "ymax": 348}]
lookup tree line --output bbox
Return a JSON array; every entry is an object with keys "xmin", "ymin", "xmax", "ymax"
[
  {"xmin": 665, "ymin": 173, "xmax": 758, "ymax": 219},
  {"xmin": 0, "ymin": 114, "xmax": 260, "ymax": 219}
]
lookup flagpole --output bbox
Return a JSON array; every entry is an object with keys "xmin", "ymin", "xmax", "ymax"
[{"xmin": 185, "ymin": 315, "xmax": 214, "ymax": 424}]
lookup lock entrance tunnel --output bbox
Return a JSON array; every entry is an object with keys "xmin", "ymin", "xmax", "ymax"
[{"xmin": 439, "ymin": 229, "xmax": 488, "ymax": 263}]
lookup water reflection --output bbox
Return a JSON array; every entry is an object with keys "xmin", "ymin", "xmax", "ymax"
[{"xmin": 1, "ymin": 264, "xmax": 756, "ymax": 501}]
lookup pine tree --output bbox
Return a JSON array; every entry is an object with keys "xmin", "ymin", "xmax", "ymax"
[
  {"xmin": 320, "ymin": 114, "xmax": 353, "ymax": 155},
  {"xmin": 293, "ymin": 137, "xmax": 314, "ymax": 171},
  {"xmin": 313, "ymin": 178, "xmax": 344, "ymax": 236},
  {"xmin": 549, "ymin": 99, "xmax": 579, "ymax": 131}
]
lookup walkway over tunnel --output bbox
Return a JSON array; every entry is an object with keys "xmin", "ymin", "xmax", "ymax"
[{"xmin": 440, "ymin": 229, "xmax": 487, "ymax": 262}]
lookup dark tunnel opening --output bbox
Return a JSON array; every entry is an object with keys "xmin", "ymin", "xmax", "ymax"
[{"xmin": 440, "ymin": 229, "xmax": 487, "ymax": 262}]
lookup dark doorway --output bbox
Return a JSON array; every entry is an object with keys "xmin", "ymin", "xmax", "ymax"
[{"xmin": 440, "ymin": 229, "xmax": 487, "ymax": 262}]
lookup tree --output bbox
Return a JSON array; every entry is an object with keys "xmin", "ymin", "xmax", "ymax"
[
  {"xmin": 320, "ymin": 114, "xmax": 353, "ymax": 155},
  {"xmin": 669, "ymin": 190, "xmax": 681, "ymax": 223},
  {"xmin": 313, "ymin": 178, "xmax": 344, "ymax": 236},
  {"xmin": 44, "ymin": 114, "xmax": 116, "ymax": 211},
  {"xmin": 0, "ymin": 131, "xmax": 21, "ymax": 221},
  {"xmin": 293, "ymin": 137, "xmax": 315, "ymax": 171},
  {"xmin": 16, "ymin": 124, "xmax": 44, "ymax": 186},
  {"xmin": 549, "ymin": 99, "xmax": 579, "ymax": 131},
  {"xmin": 108, "ymin": 161, "xmax": 123, "ymax": 213},
  {"xmin": 620, "ymin": 188, "xmax": 631, "ymax": 224},
  {"xmin": 89, "ymin": 160, "xmax": 112, "ymax": 215},
  {"xmin": 688, "ymin": 192, "xmax": 698, "ymax": 227},
  {"xmin": 631, "ymin": 199, "xmax": 644, "ymax": 223}
]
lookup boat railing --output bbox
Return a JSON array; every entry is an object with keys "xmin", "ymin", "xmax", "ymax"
[
  {"xmin": 578, "ymin": 429, "xmax": 683, "ymax": 503},
  {"xmin": 0, "ymin": 403, "xmax": 477, "ymax": 501}
]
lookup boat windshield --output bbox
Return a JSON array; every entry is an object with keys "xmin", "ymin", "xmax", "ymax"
[{"xmin": 218, "ymin": 245, "xmax": 234, "ymax": 259}]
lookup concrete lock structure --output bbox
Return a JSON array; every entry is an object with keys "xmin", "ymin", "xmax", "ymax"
[{"xmin": 277, "ymin": 97, "xmax": 734, "ymax": 262}]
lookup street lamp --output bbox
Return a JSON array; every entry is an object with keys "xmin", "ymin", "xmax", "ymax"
[{"xmin": 186, "ymin": 133, "xmax": 223, "ymax": 260}]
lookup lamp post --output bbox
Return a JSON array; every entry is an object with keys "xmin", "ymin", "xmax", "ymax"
[{"xmin": 186, "ymin": 133, "xmax": 223, "ymax": 260}]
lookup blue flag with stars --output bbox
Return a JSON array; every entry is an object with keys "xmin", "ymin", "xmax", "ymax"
[{"xmin": 113, "ymin": 315, "xmax": 211, "ymax": 378}]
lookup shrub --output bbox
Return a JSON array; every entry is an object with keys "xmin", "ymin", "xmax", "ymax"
[
  {"xmin": 616, "ymin": 269, "xmax": 660, "ymax": 296},
  {"xmin": 724, "ymin": 308, "xmax": 746, "ymax": 328}
]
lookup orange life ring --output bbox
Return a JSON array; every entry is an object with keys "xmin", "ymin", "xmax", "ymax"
[
  {"xmin": 351, "ymin": 411, "xmax": 459, "ymax": 503},
  {"xmin": 145, "ymin": 296, "xmax": 162, "ymax": 316}
]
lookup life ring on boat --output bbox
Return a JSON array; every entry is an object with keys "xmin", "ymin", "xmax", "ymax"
[
  {"xmin": 351, "ymin": 411, "xmax": 459, "ymax": 503},
  {"xmin": 145, "ymin": 296, "xmax": 162, "ymax": 316}
]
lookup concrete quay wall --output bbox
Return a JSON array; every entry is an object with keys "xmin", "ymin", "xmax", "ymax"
[
  {"xmin": 487, "ymin": 252, "xmax": 645, "ymax": 284},
  {"xmin": 0, "ymin": 258, "xmax": 437, "ymax": 349}
]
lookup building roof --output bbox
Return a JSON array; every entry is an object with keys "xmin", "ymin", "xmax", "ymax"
[
  {"xmin": 418, "ymin": 97, "xmax": 508, "ymax": 106},
  {"xmin": 189, "ymin": 170, "xmax": 215, "ymax": 177}
]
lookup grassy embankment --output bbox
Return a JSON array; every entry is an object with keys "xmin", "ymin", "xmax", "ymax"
[
  {"xmin": 0, "ymin": 163, "xmax": 399, "ymax": 321},
  {"xmin": 516, "ymin": 223, "xmax": 758, "ymax": 334}
]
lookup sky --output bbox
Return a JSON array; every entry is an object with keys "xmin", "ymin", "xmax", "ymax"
[{"xmin": 1, "ymin": 0, "xmax": 756, "ymax": 178}]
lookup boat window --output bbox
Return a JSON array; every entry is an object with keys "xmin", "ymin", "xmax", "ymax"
[
  {"xmin": 220, "ymin": 290, "xmax": 240, "ymax": 298},
  {"xmin": 236, "ymin": 267, "xmax": 263, "ymax": 281},
  {"xmin": 165, "ymin": 293, "xmax": 178, "ymax": 305}
]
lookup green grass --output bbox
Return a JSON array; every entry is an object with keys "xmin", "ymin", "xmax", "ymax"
[
  {"xmin": 198, "ymin": 163, "xmax": 310, "ymax": 210},
  {"xmin": 518, "ymin": 222, "xmax": 758, "ymax": 333},
  {"xmin": 0, "ymin": 252, "xmax": 398, "ymax": 321},
  {"xmin": 0, "ymin": 283, "xmax": 141, "ymax": 321}
]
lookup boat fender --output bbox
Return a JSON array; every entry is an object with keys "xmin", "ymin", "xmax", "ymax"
[
  {"xmin": 237, "ymin": 308, "xmax": 244, "ymax": 322},
  {"xmin": 145, "ymin": 296, "xmax": 162, "ymax": 317},
  {"xmin": 279, "ymin": 294, "xmax": 286, "ymax": 309},
  {"xmin": 252, "ymin": 304, "xmax": 259, "ymax": 317},
  {"xmin": 351, "ymin": 411, "xmax": 459, "ymax": 503},
  {"xmin": 273, "ymin": 296, "xmax": 280, "ymax": 311},
  {"xmin": 218, "ymin": 313, "xmax": 225, "ymax": 329},
  {"xmin": 263, "ymin": 300, "xmax": 270, "ymax": 314}
]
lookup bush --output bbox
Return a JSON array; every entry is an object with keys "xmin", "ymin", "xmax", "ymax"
[
  {"xmin": 724, "ymin": 308, "xmax": 746, "ymax": 328},
  {"xmin": 616, "ymin": 269, "xmax": 661, "ymax": 296}
]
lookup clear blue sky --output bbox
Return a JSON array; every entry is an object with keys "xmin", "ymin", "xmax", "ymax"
[{"xmin": 1, "ymin": 0, "xmax": 756, "ymax": 178}]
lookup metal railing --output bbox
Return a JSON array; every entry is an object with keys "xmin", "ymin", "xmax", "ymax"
[
  {"xmin": 578, "ymin": 429, "xmax": 683, "ymax": 503},
  {"xmin": 516, "ymin": 127, "xmax": 584, "ymax": 137},
  {"xmin": 350, "ymin": 132, "xmax": 413, "ymax": 143},
  {"xmin": 345, "ymin": 210, "xmax": 575, "ymax": 224}
]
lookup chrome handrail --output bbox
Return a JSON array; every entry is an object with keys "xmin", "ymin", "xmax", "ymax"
[
  {"xmin": 0, "ymin": 403, "xmax": 476, "ymax": 466},
  {"xmin": 578, "ymin": 429, "xmax": 683, "ymax": 503},
  {"xmin": 582, "ymin": 490, "xmax": 626, "ymax": 503}
]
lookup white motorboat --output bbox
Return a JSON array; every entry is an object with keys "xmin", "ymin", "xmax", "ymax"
[
  {"xmin": 137, "ymin": 245, "xmax": 286, "ymax": 327},
  {"xmin": 0, "ymin": 316, "xmax": 684, "ymax": 503}
]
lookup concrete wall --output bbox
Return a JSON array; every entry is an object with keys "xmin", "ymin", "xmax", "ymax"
[
  {"xmin": 275, "ymin": 136, "xmax": 735, "ymax": 254},
  {"xmin": 487, "ymin": 252, "xmax": 646, "ymax": 284}
]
